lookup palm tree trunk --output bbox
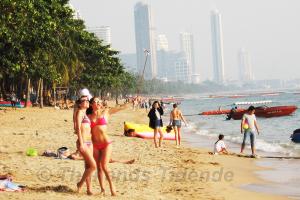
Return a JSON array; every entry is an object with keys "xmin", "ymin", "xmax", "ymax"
[
  {"xmin": 25, "ymin": 78, "xmax": 31, "ymax": 108},
  {"xmin": 36, "ymin": 78, "xmax": 41, "ymax": 104},
  {"xmin": 53, "ymin": 83, "xmax": 56, "ymax": 107},
  {"xmin": 40, "ymin": 79, "xmax": 44, "ymax": 108}
]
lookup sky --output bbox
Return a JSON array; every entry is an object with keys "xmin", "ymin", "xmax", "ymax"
[{"xmin": 69, "ymin": 0, "xmax": 300, "ymax": 81}]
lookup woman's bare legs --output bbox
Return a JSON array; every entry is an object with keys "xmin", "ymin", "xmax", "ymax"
[
  {"xmin": 77, "ymin": 146, "xmax": 96, "ymax": 194},
  {"xmin": 177, "ymin": 127, "xmax": 181, "ymax": 146},
  {"xmin": 100, "ymin": 145, "xmax": 116, "ymax": 196},
  {"xmin": 94, "ymin": 149, "xmax": 105, "ymax": 195},
  {"xmin": 158, "ymin": 127, "xmax": 164, "ymax": 147},
  {"xmin": 154, "ymin": 128, "xmax": 158, "ymax": 148},
  {"xmin": 173, "ymin": 126, "xmax": 179, "ymax": 147}
]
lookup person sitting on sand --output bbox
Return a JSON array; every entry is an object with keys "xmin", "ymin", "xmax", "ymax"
[
  {"xmin": 148, "ymin": 101, "xmax": 164, "ymax": 148},
  {"xmin": 214, "ymin": 134, "xmax": 228, "ymax": 154},
  {"xmin": 169, "ymin": 103, "xmax": 188, "ymax": 148},
  {"xmin": 75, "ymin": 96, "xmax": 96, "ymax": 195},
  {"xmin": 87, "ymin": 97, "xmax": 120, "ymax": 196}
]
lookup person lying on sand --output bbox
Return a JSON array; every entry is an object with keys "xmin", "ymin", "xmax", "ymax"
[{"xmin": 0, "ymin": 174, "xmax": 12, "ymax": 181}]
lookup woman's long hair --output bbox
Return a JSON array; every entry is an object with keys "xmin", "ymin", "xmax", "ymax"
[
  {"xmin": 152, "ymin": 101, "xmax": 159, "ymax": 109},
  {"xmin": 86, "ymin": 97, "xmax": 95, "ymax": 115}
]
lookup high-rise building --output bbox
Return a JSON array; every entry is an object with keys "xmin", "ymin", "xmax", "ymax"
[
  {"xmin": 180, "ymin": 32, "xmax": 195, "ymax": 77},
  {"xmin": 211, "ymin": 10, "xmax": 225, "ymax": 83},
  {"xmin": 157, "ymin": 34, "xmax": 169, "ymax": 51},
  {"xmin": 134, "ymin": 2, "xmax": 157, "ymax": 80},
  {"xmin": 175, "ymin": 57, "xmax": 189, "ymax": 83},
  {"xmin": 87, "ymin": 26, "xmax": 111, "ymax": 46},
  {"xmin": 238, "ymin": 48, "xmax": 253, "ymax": 82}
]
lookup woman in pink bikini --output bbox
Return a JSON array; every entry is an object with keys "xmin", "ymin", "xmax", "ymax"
[
  {"xmin": 87, "ymin": 97, "xmax": 117, "ymax": 196},
  {"xmin": 75, "ymin": 96, "xmax": 96, "ymax": 195}
]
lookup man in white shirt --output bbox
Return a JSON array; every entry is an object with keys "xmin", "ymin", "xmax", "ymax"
[{"xmin": 240, "ymin": 106, "xmax": 260, "ymax": 157}]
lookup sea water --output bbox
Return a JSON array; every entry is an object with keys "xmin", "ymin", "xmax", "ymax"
[
  {"xmin": 162, "ymin": 91, "xmax": 300, "ymax": 198},
  {"xmin": 177, "ymin": 92, "xmax": 300, "ymax": 156}
]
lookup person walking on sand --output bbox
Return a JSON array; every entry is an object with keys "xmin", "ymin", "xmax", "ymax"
[
  {"xmin": 87, "ymin": 97, "xmax": 119, "ymax": 196},
  {"xmin": 10, "ymin": 91, "xmax": 17, "ymax": 110},
  {"xmin": 169, "ymin": 103, "xmax": 187, "ymax": 148},
  {"xmin": 148, "ymin": 101, "xmax": 164, "ymax": 148},
  {"xmin": 240, "ymin": 106, "xmax": 260, "ymax": 158},
  {"xmin": 75, "ymin": 96, "xmax": 96, "ymax": 195}
]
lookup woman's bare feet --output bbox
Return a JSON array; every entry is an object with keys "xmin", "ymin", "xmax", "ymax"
[
  {"xmin": 76, "ymin": 182, "xmax": 83, "ymax": 193},
  {"xmin": 111, "ymin": 190, "xmax": 117, "ymax": 196},
  {"xmin": 100, "ymin": 189, "xmax": 106, "ymax": 196},
  {"xmin": 87, "ymin": 190, "xmax": 93, "ymax": 195}
]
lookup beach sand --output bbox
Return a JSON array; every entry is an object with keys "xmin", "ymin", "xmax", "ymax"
[{"xmin": 0, "ymin": 105, "xmax": 289, "ymax": 200}]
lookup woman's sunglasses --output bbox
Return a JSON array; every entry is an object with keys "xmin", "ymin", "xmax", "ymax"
[{"xmin": 80, "ymin": 99, "xmax": 89, "ymax": 103}]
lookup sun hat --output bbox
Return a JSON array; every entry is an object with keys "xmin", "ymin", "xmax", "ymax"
[{"xmin": 79, "ymin": 88, "xmax": 92, "ymax": 100}]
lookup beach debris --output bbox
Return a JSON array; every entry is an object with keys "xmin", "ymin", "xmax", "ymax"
[
  {"xmin": 64, "ymin": 119, "xmax": 68, "ymax": 122},
  {"xmin": 26, "ymin": 148, "xmax": 38, "ymax": 157},
  {"xmin": 20, "ymin": 117, "xmax": 25, "ymax": 120},
  {"xmin": 209, "ymin": 162, "xmax": 220, "ymax": 166}
]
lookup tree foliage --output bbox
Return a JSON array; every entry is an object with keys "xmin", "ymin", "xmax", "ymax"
[{"xmin": 0, "ymin": 0, "xmax": 136, "ymax": 104}]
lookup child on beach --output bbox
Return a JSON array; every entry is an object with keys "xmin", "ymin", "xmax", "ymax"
[{"xmin": 214, "ymin": 134, "xmax": 228, "ymax": 154}]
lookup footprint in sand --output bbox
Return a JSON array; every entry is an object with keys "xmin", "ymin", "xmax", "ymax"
[{"xmin": 183, "ymin": 159, "xmax": 196, "ymax": 164}]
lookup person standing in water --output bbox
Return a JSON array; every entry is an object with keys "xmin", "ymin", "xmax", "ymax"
[
  {"xmin": 148, "ymin": 101, "xmax": 164, "ymax": 148},
  {"xmin": 169, "ymin": 103, "xmax": 188, "ymax": 148},
  {"xmin": 240, "ymin": 106, "xmax": 260, "ymax": 158}
]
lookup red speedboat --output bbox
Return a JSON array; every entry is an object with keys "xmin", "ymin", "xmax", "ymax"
[
  {"xmin": 230, "ymin": 105, "xmax": 298, "ymax": 120},
  {"xmin": 201, "ymin": 100, "xmax": 298, "ymax": 119}
]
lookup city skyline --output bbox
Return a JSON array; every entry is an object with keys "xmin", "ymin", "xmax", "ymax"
[{"xmin": 70, "ymin": 0, "xmax": 300, "ymax": 81}]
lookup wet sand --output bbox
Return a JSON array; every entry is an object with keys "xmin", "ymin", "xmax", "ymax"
[{"xmin": 0, "ymin": 105, "xmax": 289, "ymax": 199}]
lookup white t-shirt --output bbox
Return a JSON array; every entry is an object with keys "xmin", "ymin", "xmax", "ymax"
[
  {"xmin": 242, "ymin": 113, "xmax": 257, "ymax": 132},
  {"xmin": 155, "ymin": 109, "xmax": 161, "ymax": 119},
  {"xmin": 214, "ymin": 140, "xmax": 226, "ymax": 154}
]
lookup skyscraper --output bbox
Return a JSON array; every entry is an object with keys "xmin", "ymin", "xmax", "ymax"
[
  {"xmin": 157, "ymin": 34, "xmax": 169, "ymax": 51},
  {"xmin": 211, "ymin": 10, "xmax": 225, "ymax": 83},
  {"xmin": 180, "ymin": 32, "xmax": 195, "ymax": 78},
  {"xmin": 238, "ymin": 48, "xmax": 253, "ymax": 82},
  {"xmin": 87, "ymin": 26, "xmax": 111, "ymax": 46},
  {"xmin": 134, "ymin": 2, "xmax": 157, "ymax": 80}
]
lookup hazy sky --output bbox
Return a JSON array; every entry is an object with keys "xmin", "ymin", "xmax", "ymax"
[{"xmin": 70, "ymin": 0, "xmax": 300, "ymax": 81}]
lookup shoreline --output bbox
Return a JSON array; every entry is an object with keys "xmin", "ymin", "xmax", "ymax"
[{"xmin": 0, "ymin": 106, "xmax": 290, "ymax": 199}]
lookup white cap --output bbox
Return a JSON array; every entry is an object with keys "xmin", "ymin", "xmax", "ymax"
[{"xmin": 79, "ymin": 88, "xmax": 92, "ymax": 100}]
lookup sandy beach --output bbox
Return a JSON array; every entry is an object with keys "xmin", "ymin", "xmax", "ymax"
[{"xmin": 0, "ymin": 105, "xmax": 289, "ymax": 200}]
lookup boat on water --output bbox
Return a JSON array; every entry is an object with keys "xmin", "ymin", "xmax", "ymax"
[
  {"xmin": 201, "ymin": 100, "xmax": 298, "ymax": 120},
  {"xmin": 228, "ymin": 101, "xmax": 297, "ymax": 120},
  {"xmin": 160, "ymin": 96, "xmax": 184, "ymax": 104}
]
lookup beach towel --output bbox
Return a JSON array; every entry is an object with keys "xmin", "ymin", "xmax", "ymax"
[{"xmin": 0, "ymin": 179, "xmax": 24, "ymax": 192}]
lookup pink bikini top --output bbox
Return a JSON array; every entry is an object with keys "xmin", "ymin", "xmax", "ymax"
[
  {"xmin": 82, "ymin": 115, "xmax": 91, "ymax": 124},
  {"xmin": 91, "ymin": 117, "xmax": 107, "ymax": 128}
]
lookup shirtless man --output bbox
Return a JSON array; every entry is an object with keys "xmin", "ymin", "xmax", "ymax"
[{"xmin": 169, "ymin": 103, "xmax": 187, "ymax": 148}]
